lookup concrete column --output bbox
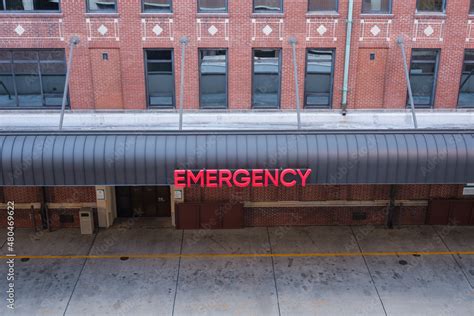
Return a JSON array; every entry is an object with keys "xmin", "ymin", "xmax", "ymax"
[{"xmin": 95, "ymin": 186, "xmax": 117, "ymax": 228}]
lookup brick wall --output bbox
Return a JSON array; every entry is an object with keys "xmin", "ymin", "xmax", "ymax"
[
  {"xmin": 184, "ymin": 184, "xmax": 470, "ymax": 226},
  {"xmin": 245, "ymin": 206, "xmax": 388, "ymax": 226},
  {"xmin": 0, "ymin": 1, "xmax": 472, "ymax": 110},
  {"xmin": 185, "ymin": 184, "xmax": 466, "ymax": 202},
  {"xmin": 0, "ymin": 187, "xmax": 96, "ymax": 229}
]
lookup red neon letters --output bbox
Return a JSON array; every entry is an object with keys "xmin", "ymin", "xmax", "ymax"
[{"xmin": 174, "ymin": 169, "xmax": 312, "ymax": 188}]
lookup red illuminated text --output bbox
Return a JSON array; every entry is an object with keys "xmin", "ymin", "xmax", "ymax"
[{"xmin": 174, "ymin": 169, "xmax": 312, "ymax": 188}]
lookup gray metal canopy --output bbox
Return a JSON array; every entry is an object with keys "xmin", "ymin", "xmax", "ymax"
[{"xmin": 1, "ymin": 131, "xmax": 473, "ymax": 186}]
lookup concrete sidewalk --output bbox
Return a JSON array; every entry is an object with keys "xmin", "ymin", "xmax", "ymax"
[{"xmin": 0, "ymin": 225, "xmax": 473, "ymax": 315}]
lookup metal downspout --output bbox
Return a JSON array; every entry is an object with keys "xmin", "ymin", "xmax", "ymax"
[
  {"xmin": 178, "ymin": 36, "xmax": 189, "ymax": 131},
  {"xmin": 341, "ymin": 0, "xmax": 354, "ymax": 116},
  {"xmin": 288, "ymin": 36, "xmax": 301, "ymax": 130},
  {"xmin": 386, "ymin": 185, "xmax": 397, "ymax": 229},
  {"xmin": 59, "ymin": 36, "xmax": 80, "ymax": 130}
]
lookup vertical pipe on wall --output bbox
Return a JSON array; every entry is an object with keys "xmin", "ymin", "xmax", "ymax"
[
  {"xmin": 341, "ymin": 0, "xmax": 354, "ymax": 116},
  {"xmin": 397, "ymin": 36, "xmax": 418, "ymax": 129},
  {"xmin": 288, "ymin": 36, "xmax": 301, "ymax": 130},
  {"xmin": 59, "ymin": 36, "xmax": 80, "ymax": 130},
  {"xmin": 40, "ymin": 187, "xmax": 48, "ymax": 230},
  {"xmin": 178, "ymin": 36, "xmax": 189, "ymax": 131},
  {"xmin": 386, "ymin": 185, "xmax": 397, "ymax": 229}
]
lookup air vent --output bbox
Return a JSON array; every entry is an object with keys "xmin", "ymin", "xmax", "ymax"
[
  {"xmin": 352, "ymin": 212, "xmax": 368, "ymax": 221},
  {"xmin": 59, "ymin": 214, "xmax": 75, "ymax": 223}
]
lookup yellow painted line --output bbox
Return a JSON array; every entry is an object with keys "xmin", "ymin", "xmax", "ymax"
[{"xmin": 1, "ymin": 251, "xmax": 474, "ymax": 260}]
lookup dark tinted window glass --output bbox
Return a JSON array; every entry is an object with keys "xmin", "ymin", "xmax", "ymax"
[
  {"xmin": 409, "ymin": 49, "xmax": 439, "ymax": 107},
  {"xmin": 0, "ymin": 58, "xmax": 15, "ymax": 107},
  {"xmin": 87, "ymin": 0, "xmax": 116, "ymax": 12},
  {"xmin": 471, "ymin": 0, "xmax": 474, "ymax": 13},
  {"xmin": 2, "ymin": 0, "xmax": 59, "ymax": 11},
  {"xmin": 305, "ymin": 50, "xmax": 334, "ymax": 107},
  {"xmin": 308, "ymin": 0, "xmax": 337, "ymax": 12},
  {"xmin": 362, "ymin": 0, "xmax": 391, "ymax": 13},
  {"xmin": 0, "ymin": 51, "xmax": 11, "ymax": 61},
  {"xmin": 253, "ymin": 49, "xmax": 280, "ymax": 108},
  {"xmin": 147, "ymin": 50, "xmax": 172, "ymax": 61},
  {"xmin": 254, "ymin": 0, "xmax": 282, "ymax": 13},
  {"xmin": 458, "ymin": 50, "xmax": 474, "ymax": 107},
  {"xmin": 142, "ymin": 0, "xmax": 172, "ymax": 13},
  {"xmin": 417, "ymin": 0, "xmax": 444, "ymax": 12},
  {"xmin": 39, "ymin": 50, "xmax": 66, "ymax": 61},
  {"xmin": 198, "ymin": 0, "xmax": 227, "ymax": 12},
  {"xmin": 0, "ymin": 49, "xmax": 67, "ymax": 108},
  {"xmin": 200, "ymin": 50, "xmax": 227, "ymax": 108},
  {"xmin": 146, "ymin": 50, "xmax": 175, "ymax": 107}
]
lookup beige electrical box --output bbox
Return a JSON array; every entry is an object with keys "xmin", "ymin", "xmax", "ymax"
[
  {"xmin": 79, "ymin": 208, "xmax": 94, "ymax": 235},
  {"xmin": 174, "ymin": 188, "xmax": 184, "ymax": 203}
]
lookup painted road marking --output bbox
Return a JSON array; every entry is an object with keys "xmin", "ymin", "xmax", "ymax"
[{"xmin": 0, "ymin": 251, "xmax": 474, "ymax": 260}]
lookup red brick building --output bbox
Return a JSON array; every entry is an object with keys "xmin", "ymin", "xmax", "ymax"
[{"xmin": 0, "ymin": 0, "xmax": 473, "ymax": 230}]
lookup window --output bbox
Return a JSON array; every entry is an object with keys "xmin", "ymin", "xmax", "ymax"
[
  {"xmin": 87, "ymin": 0, "xmax": 117, "ymax": 12},
  {"xmin": 408, "ymin": 49, "xmax": 439, "ymax": 108},
  {"xmin": 200, "ymin": 49, "xmax": 227, "ymax": 108},
  {"xmin": 142, "ymin": 0, "xmax": 172, "ymax": 13},
  {"xmin": 308, "ymin": 0, "xmax": 337, "ymax": 12},
  {"xmin": 253, "ymin": 0, "xmax": 283, "ymax": 13},
  {"xmin": 471, "ymin": 0, "xmax": 474, "ymax": 14},
  {"xmin": 252, "ymin": 49, "xmax": 281, "ymax": 108},
  {"xmin": 362, "ymin": 0, "xmax": 391, "ymax": 14},
  {"xmin": 145, "ymin": 50, "xmax": 175, "ymax": 107},
  {"xmin": 416, "ymin": 0, "xmax": 445, "ymax": 12},
  {"xmin": 0, "ymin": 0, "xmax": 60, "ymax": 12},
  {"xmin": 0, "ymin": 50, "xmax": 67, "ymax": 108},
  {"xmin": 198, "ymin": 0, "xmax": 227, "ymax": 13},
  {"xmin": 458, "ymin": 50, "xmax": 474, "ymax": 107},
  {"xmin": 305, "ymin": 49, "xmax": 334, "ymax": 108}
]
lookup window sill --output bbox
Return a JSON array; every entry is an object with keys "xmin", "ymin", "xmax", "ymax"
[
  {"xmin": 141, "ymin": 12, "xmax": 173, "ymax": 17},
  {"xmin": 251, "ymin": 13, "xmax": 285, "ymax": 18},
  {"xmin": 0, "ymin": 12, "xmax": 63, "ymax": 18},
  {"xmin": 0, "ymin": 107, "xmax": 67, "ymax": 110},
  {"xmin": 360, "ymin": 13, "xmax": 394, "ymax": 18},
  {"xmin": 199, "ymin": 108, "xmax": 229, "ymax": 112},
  {"xmin": 148, "ymin": 107, "xmax": 176, "ymax": 111},
  {"xmin": 306, "ymin": 11, "xmax": 339, "ymax": 17},
  {"xmin": 85, "ymin": 13, "xmax": 120, "ymax": 18},
  {"xmin": 196, "ymin": 13, "xmax": 229, "ymax": 18},
  {"xmin": 251, "ymin": 107, "xmax": 281, "ymax": 111},
  {"xmin": 414, "ymin": 12, "xmax": 446, "ymax": 19}
]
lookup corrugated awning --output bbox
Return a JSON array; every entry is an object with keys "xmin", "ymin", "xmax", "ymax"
[{"xmin": 1, "ymin": 131, "xmax": 473, "ymax": 186}]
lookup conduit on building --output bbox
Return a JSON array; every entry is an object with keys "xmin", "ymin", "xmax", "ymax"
[{"xmin": 341, "ymin": 0, "xmax": 354, "ymax": 115}]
